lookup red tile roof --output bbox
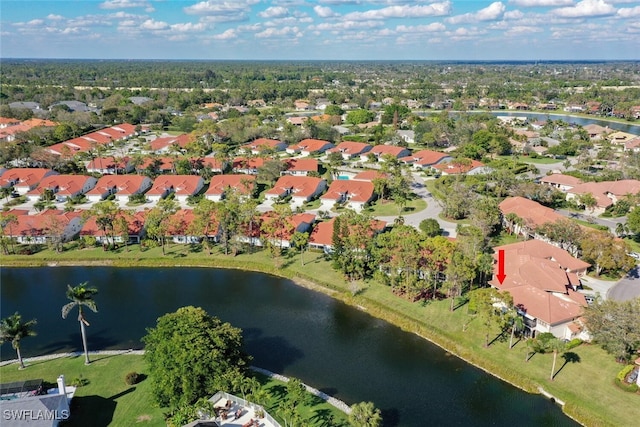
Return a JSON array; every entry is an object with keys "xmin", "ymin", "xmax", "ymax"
[
  {"xmin": 327, "ymin": 141, "xmax": 372, "ymax": 156},
  {"xmin": 265, "ymin": 176, "xmax": 324, "ymax": 198},
  {"xmin": 507, "ymin": 285, "xmax": 586, "ymax": 325},
  {"xmin": 85, "ymin": 175, "xmax": 150, "ymax": 197},
  {"xmin": 4, "ymin": 209, "xmax": 81, "ymax": 237},
  {"xmin": 499, "ymin": 196, "xmax": 564, "ymax": 229},
  {"xmin": 321, "ymin": 180, "xmax": 374, "ymax": 203},
  {"xmin": 400, "ymin": 150, "xmax": 450, "ymax": 166},
  {"xmin": 232, "ymin": 157, "xmax": 265, "ymax": 172},
  {"xmin": 290, "ymin": 138, "xmax": 333, "ymax": 153},
  {"xmin": 1, "ymin": 168, "xmax": 57, "ymax": 188},
  {"xmin": 539, "ymin": 174, "xmax": 583, "ymax": 187},
  {"xmin": 284, "ymin": 158, "xmax": 318, "ymax": 172},
  {"xmin": 27, "ymin": 175, "xmax": 95, "ymax": 198},
  {"xmin": 351, "ymin": 170, "xmax": 388, "ymax": 182},
  {"xmin": 206, "ymin": 174, "xmax": 256, "ymax": 196},
  {"xmin": 86, "ymin": 156, "xmax": 130, "ymax": 171},
  {"xmin": 369, "ymin": 145, "xmax": 408, "ymax": 157},
  {"xmin": 433, "ymin": 159, "xmax": 485, "ymax": 174},
  {"xmin": 494, "ymin": 239, "xmax": 590, "ymax": 273},
  {"xmin": 81, "ymin": 210, "xmax": 146, "ymax": 236},
  {"xmin": 149, "ymin": 175, "xmax": 203, "ymax": 196},
  {"xmin": 309, "ymin": 216, "xmax": 386, "ymax": 247},
  {"xmin": 150, "ymin": 134, "xmax": 191, "ymax": 151}
]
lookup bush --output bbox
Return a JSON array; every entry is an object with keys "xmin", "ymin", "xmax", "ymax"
[
  {"xmin": 613, "ymin": 365, "xmax": 639, "ymax": 392},
  {"xmin": 125, "ymin": 371, "xmax": 140, "ymax": 385},
  {"xmin": 565, "ymin": 338, "xmax": 582, "ymax": 350},
  {"xmin": 70, "ymin": 375, "xmax": 89, "ymax": 387}
]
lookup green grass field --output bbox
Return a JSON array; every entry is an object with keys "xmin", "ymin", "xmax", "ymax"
[
  {"xmin": 0, "ymin": 355, "xmax": 349, "ymax": 427},
  {"xmin": 364, "ymin": 198, "xmax": 427, "ymax": 216},
  {"xmin": 2, "ymin": 246, "xmax": 639, "ymax": 426}
]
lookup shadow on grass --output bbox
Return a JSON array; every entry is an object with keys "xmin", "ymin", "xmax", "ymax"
[
  {"xmin": 552, "ymin": 352, "xmax": 581, "ymax": 380},
  {"xmin": 68, "ymin": 395, "xmax": 117, "ymax": 427},
  {"xmin": 310, "ymin": 408, "xmax": 338, "ymax": 427}
]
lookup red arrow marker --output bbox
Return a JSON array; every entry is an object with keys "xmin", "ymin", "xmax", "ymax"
[{"xmin": 497, "ymin": 249, "xmax": 507, "ymax": 284}]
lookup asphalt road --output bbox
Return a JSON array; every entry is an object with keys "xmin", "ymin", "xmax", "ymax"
[{"xmin": 608, "ymin": 265, "xmax": 640, "ymax": 301}]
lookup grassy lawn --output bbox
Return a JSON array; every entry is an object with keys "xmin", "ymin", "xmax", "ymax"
[
  {"xmin": 2, "ymin": 246, "xmax": 639, "ymax": 426},
  {"xmin": 0, "ymin": 354, "xmax": 164, "ymax": 427},
  {"xmin": 0, "ymin": 355, "xmax": 349, "ymax": 427},
  {"xmin": 302, "ymin": 199, "xmax": 321, "ymax": 210},
  {"xmin": 497, "ymin": 155, "xmax": 563, "ymax": 165},
  {"xmin": 364, "ymin": 198, "xmax": 427, "ymax": 216}
]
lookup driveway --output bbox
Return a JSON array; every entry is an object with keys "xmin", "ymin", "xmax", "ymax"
[
  {"xmin": 555, "ymin": 209, "xmax": 626, "ymax": 234},
  {"xmin": 608, "ymin": 265, "xmax": 640, "ymax": 302},
  {"xmin": 374, "ymin": 173, "xmax": 458, "ymax": 237}
]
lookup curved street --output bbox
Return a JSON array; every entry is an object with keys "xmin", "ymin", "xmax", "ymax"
[{"xmin": 608, "ymin": 265, "xmax": 640, "ymax": 301}]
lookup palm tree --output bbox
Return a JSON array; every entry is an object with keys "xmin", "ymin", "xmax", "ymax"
[
  {"xmin": 549, "ymin": 338, "xmax": 566, "ymax": 380},
  {"xmin": 0, "ymin": 312, "xmax": 37, "ymax": 370},
  {"xmin": 61, "ymin": 282, "xmax": 98, "ymax": 365}
]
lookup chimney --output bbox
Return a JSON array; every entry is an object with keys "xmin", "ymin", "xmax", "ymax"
[{"xmin": 57, "ymin": 375, "xmax": 66, "ymax": 397}]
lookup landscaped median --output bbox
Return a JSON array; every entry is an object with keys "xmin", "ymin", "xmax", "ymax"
[{"xmin": 2, "ymin": 244, "xmax": 638, "ymax": 426}]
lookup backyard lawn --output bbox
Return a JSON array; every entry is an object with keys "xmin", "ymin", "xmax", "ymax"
[{"xmin": 0, "ymin": 354, "xmax": 349, "ymax": 427}]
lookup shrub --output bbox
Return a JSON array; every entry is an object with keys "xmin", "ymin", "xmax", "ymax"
[
  {"xmin": 613, "ymin": 365, "xmax": 639, "ymax": 392},
  {"xmin": 565, "ymin": 338, "xmax": 582, "ymax": 350},
  {"xmin": 70, "ymin": 375, "xmax": 89, "ymax": 387},
  {"xmin": 125, "ymin": 371, "xmax": 140, "ymax": 385}
]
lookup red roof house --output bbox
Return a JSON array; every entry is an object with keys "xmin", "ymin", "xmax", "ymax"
[
  {"xmin": 327, "ymin": 141, "xmax": 373, "ymax": 160},
  {"xmin": 264, "ymin": 176, "xmax": 327, "ymax": 206},
  {"xmin": 0, "ymin": 168, "xmax": 59, "ymax": 194},
  {"xmin": 286, "ymin": 139, "xmax": 335, "ymax": 156},
  {"xmin": 205, "ymin": 174, "xmax": 256, "ymax": 202},
  {"xmin": 320, "ymin": 180, "xmax": 375, "ymax": 212},
  {"xmin": 27, "ymin": 175, "xmax": 97, "ymax": 202},
  {"xmin": 85, "ymin": 175, "xmax": 153, "ymax": 202},
  {"xmin": 147, "ymin": 175, "xmax": 204, "ymax": 202},
  {"xmin": 241, "ymin": 138, "xmax": 287, "ymax": 154}
]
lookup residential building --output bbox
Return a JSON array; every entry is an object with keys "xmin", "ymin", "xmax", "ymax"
[
  {"xmin": 566, "ymin": 179, "xmax": 640, "ymax": 215},
  {"xmin": 0, "ymin": 168, "xmax": 58, "ymax": 194},
  {"xmin": 286, "ymin": 139, "xmax": 335, "ymax": 156},
  {"xmin": 27, "ymin": 175, "xmax": 97, "ymax": 202},
  {"xmin": 489, "ymin": 240, "xmax": 591, "ymax": 340},
  {"xmin": 432, "ymin": 160, "xmax": 492, "ymax": 175},
  {"xmin": 320, "ymin": 180, "xmax": 375, "ymax": 212},
  {"xmin": 308, "ymin": 217, "xmax": 386, "ymax": 252},
  {"xmin": 3, "ymin": 210, "xmax": 83, "ymax": 244},
  {"xmin": 539, "ymin": 174, "xmax": 583, "ymax": 192},
  {"xmin": 240, "ymin": 138, "xmax": 287, "ymax": 155},
  {"xmin": 362, "ymin": 145, "xmax": 410, "ymax": 162},
  {"xmin": 326, "ymin": 141, "xmax": 372, "ymax": 160},
  {"xmin": 147, "ymin": 175, "xmax": 204, "ymax": 202},
  {"xmin": 499, "ymin": 196, "xmax": 565, "ymax": 239},
  {"xmin": 205, "ymin": 174, "xmax": 256, "ymax": 202},
  {"xmin": 232, "ymin": 157, "xmax": 265, "ymax": 175},
  {"xmin": 149, "ymin": 134, "xmax": 191, "ymax": 152},
  {"xmin": 400, "ymin": 150, "xmax": 451, "ymax": 170},
  {"xmin": 238, "ymin": 212, "xmax": 315, "ymax": 248},
  {"xmin": 264, "ymin": 176, "xmax": 326, "ymax": 207},
  {"xmin": 281, "ymin": 158, "xmax": 318, "ymax": 176},
  {"xmin": 85, "ymin": 175, "xmax": 152, "ymax": 202},
  {"xmin": 80, "ymin": 211, "xmax": 146, "ymax": 244},
  {"xmin": 86, "ymin": 156, "xmax": 133, "ymax": 175}
]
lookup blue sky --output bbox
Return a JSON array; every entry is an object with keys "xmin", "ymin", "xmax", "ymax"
[{"xmin": 1, "ymin": 0, "xmax": 639, "ymax": 60}]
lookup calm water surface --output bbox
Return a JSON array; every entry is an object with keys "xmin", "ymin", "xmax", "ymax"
[{"xmin": 0, "ymin": 267, "xmax": 577, "ymax": 426}]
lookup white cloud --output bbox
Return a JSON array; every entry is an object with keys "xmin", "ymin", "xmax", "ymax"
[
  {"xmin": 395, "ymin": 23, "xmax": 446, "ymax": 33},
  {"xmin": 212, "ymin": 29, "xmax": 238, "ymax": 39},
  {"xmin": 509, "ymin": 0, "xmax": 573, "ymax": 6},
  {"xmin": 310, "ymin": 20, "xmax": 383, "ymax": 31},
  {"xmin": 255, "ymin": 26, "xmax": 302, "ymax": 38},
  {"xmin": 343, "ymin": 2, "xmax": 452, "ymax": 20},
  {"xmin": 617, "ymin": 5, "xmax": 640, "ymax": 17},
  {"xmin": 99, "ymin": 0, "xmax": 153, "ymax": 10},
  {"xmin": 140, "ymin": 19, "xmax": 169, "ymax": 30},
  {"xmin": 504, "ymin": 10, "xmax": 525, "ymax": 19},
  {"xmin": 184, "ymin": 0, "xmax": 259, "ymax": 19},
  {"xmin": 505, "ymin": 25, "xmax": 544, "ymax": 35},
  {"xmin": 447, "ymin": 2, "xmax": 506, "ymax": 24},
  {"xmin": 170, "ymin": 22, "xmax": 207, "ymax": 33},
  {"xmin": 553, "ymin": 0, "xmax": 617, "ymax": 18},
  {"xmin": 314, "ymin": 5, "xmax": 338, "ymax": 18},
  {"xmin": 259, "ymin": 6, "xmax": 289, "ymax": 19},
  {"xmin": 46, "ymin": 14, "xmax": 65, "ymax": 21}
]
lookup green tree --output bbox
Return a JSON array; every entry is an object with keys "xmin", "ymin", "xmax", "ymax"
[
  {"xmin": 577, "ymin": 192, "xmax": 597, "ymax": 214},
  {"xmin": 627, "ymin": 208, "xmax": 640, "ymax": 236},
  {"xmin": 419, "ymin": 218, "xmax": 441, "ymax": 237},
  {"xmin": 61, "ymin": 282, "xmax": 98, "ymax": 365},
  {"xmin": 443, "ymin": 250, "xmax": 476, "ymax": 311},
  {"xmin": 468, "ymin": 288, "xmax": 513, "ymax": 347},
  {"xmin": 142, "ymin": 306, "xmax": 250, "ymax": 409},
  {"xmin": 0, "ymin": 312, "xmax": 37, "ymax": 370},
  {"xmin": 346, "ymin": 109, "xmax": 375, "ymax": 126},
  {"xmin": 145, "ymin": 198, "xmax": 178, "ymax": 255},
  {"xmin": 348, "ymin": 401, "xmax": 382, "ymax": 427},
  {"xmin": 584, "ymin": 297, "xmax": 640, "ymax": 362},
  {"xmin": 580, "ymin": 231, "xmax": 634, "ymax": 276}
]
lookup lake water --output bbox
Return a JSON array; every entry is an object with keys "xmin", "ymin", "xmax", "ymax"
[{"xmin": 0, "ymin": 267, "xmax": 577, "ymax": 426}]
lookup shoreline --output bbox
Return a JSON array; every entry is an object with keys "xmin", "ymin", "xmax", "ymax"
[
  {"xmin": 0, "ymin": 350, "xmax": 351, "ymax": 416},
  {"xmin": 0, "ymin": 260, "xmax": 591, "ymax": 425}
]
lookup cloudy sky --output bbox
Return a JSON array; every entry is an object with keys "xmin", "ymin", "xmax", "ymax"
[{"xmin": 1, "ymin": 0, "xmax": 639, "ymax": 60}]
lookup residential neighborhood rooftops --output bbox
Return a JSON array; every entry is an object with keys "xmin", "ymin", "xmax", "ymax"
[
  {"xmin": 321, "ymin": 180, "xmax": 374, "ymax": 203},
  {"xmin": 539, "ymin": 173, "xmax": 583, "ymax": 187},
  {"xmin": 149, "ymin": 175, "xmax": 203, "ymax": 196},
  {"xmin": 494, "ymin": 239, "xmax": 591, "ymax": 273},
  {"xmin": 499, "ymin": 196, "xmax": 564, "ymax": 229},
  {"xmin": 507, "ymin": 284, "xmax": 586, "ymax": 325},
  {"xmin": 265, "ymin": 175, "xmax": 324, "ymax": 198},
  {"xmin": 206, "ymin": 174, "xmax": 256, "ymax": 196}
]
